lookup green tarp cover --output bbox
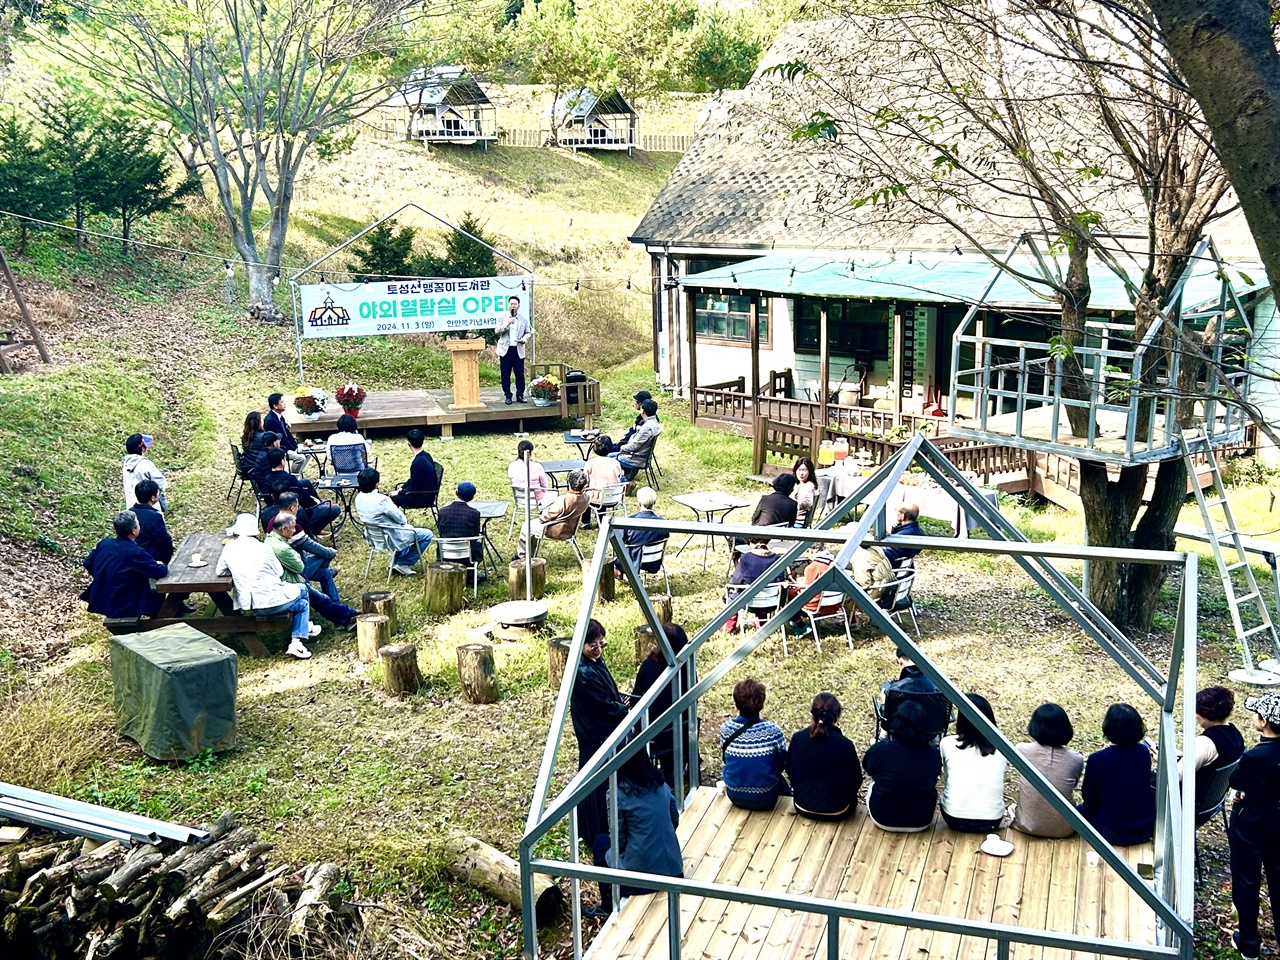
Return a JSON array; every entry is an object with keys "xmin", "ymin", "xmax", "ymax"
[{"xmin": 109, "ymin": 624, "xmax": 237, "ymax": 761}]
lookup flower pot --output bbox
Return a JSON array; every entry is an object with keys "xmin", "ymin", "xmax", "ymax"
[
  {"xmin": 299, "ymin": 411, "xmax": 321, "ymax": 421},
  {"xmin": 532, "ymin": 398, "xmax": 555, "ymax": 407},
  {"xmin": 342, "ymin": 406, "xmax": 362, "ymax": 418}
]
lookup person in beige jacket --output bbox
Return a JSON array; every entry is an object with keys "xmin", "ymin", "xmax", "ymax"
[{"xmin": 518, "ymin": 470, "xmax": 590, "ymax": 555}]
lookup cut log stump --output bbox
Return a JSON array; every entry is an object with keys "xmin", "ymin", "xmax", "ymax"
[
  {"xmin": 360, "ymin": 591, "xmax": 398, "ymax": 636},
  {"xmin": 547, "ymin": 637, "xmax": 572, "ymax": 690},
  {"xmin": 425, "ymin": 562, "xmax": 466, "ymax": 615},
  {"xmin": 652, "ymin": 594, "xmax": 674, "ymax": 625},
  {"xmin": 594, "ymin": 560, "xmax": 615, "ymax": 601},
  {"xmin": 457, "ymin": 643, "xmax": 499, "ymax": 704},
  {"xmin": 356, "ymin": 614, "xmax": 391, "ymax": 662},
  {"xmin": 443, "ymin": 834, "xmax": 563, "ymax": 927},
  {"xmin": 380, "ymin": 643, "xmax": 423, "ymax": 698},
  {"xmin": 507, "ymin": 557, "xmax": 546, "ymax": 600},
  {"xmin": 634, "ymin": 625, "xmax": 655, "ymax": 662}
]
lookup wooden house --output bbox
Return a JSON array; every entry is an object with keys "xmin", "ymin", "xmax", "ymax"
[
  {"xmin": 550, "ymin": 88, "xmax": 638, "ymax": 153},
  {"xmin": 384, "ymin": 67, "xmax": 497, "ymax": 147}
]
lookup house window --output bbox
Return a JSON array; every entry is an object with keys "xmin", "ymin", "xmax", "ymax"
[
  {"xmin": 795, "ymin": 299, "xmax": 891, "ymax": 357},
  {"xmin": 694, "ymin": 293, "xmax": 770, "ymax": 344}
]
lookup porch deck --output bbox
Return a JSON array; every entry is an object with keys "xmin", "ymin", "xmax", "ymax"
[{"xmin": 587, "ymin": 787, "xmax": 1158, "ymax": 960}]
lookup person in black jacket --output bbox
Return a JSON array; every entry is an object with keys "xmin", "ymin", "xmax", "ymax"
[
  {"xmin": 882, "ymin": 502, "xmax": 925, "ymax": 566},
  {"xmin": 613, "ymin": 486, "xmax": 666, "ymax": 577},
  {"xmin": 863, "ymin": 700, "xmax": 942, "ymax": 832},
  {"xmin": 751, "ymin": 473, "xmax": 799, "ymax": 529},
  {"xmin": 570, "ymin": 619, "xmax": 630, "ymax": 916},
  {"xmin": 265, "ymin": 392, "xmax": 306, "ymax": 474},
  {"xmin": 632, "ymin": 623, "xmax": 693, "ymax": 789},
  {"xmin": 81, "ymin": 512, "xmax": 169, "ymax": 618},
  {"xmin": 1228, "ymin": 693, "xmax": 1280, "ymax": 960},
  {"xmin": 131, "ymin": 479, "xmax": 174, "ymax": 564},
  {"xmin": 244, "ymin": 431, "xmax": 279, "ymax": 493},
  {"xmin": 265, "ymin": 450, "xmax": 338, "ymax": 533},
  {"xmin": 437, "ymin": 481, "xmax": 484, "ymax": 562},
  {"xmin": 788, "ymin": 692, "xmax": 863, "ymax": 821},
  {"xmin": 391, "ymin": 429, "xmax": 440, "ymax": 510}
]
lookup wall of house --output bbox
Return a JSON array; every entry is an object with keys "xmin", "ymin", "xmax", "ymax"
[{"xmin": 1249, "ymin": 291, "xmax": 1280, "ymax": 463}]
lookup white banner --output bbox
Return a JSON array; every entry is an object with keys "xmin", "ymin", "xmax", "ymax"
[{"xmin": 298, "ymin": 275, "xmax": 531, "ymax": 339}]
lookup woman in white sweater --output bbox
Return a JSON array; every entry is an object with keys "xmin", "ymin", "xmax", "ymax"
[{"xmin": 940, "ymin": 693, "xmax": 1007, "ymax": 833}]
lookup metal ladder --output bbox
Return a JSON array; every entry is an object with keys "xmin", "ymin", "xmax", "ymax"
[{"xmin": 1182, "ymin": 428, "xmax": 1280, "ymax": 684}]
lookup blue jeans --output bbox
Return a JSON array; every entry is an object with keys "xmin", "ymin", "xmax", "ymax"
[
  {"xmin": 255, "ymin": 588, "xmax": 310, "ymax": 639},
  {"xmin": 395, "ymin": 529, "xmax": 434, "ymax": 566},
  {"xmin": 304, "ymin": 556, "xmax": 340, "ymax": 601},
  {"xmin": 609, "ymin": 452, "xmax": 643, "ymax": 479},
  {"xmin": 308, "ymin": 586, "xmax": 356, "ymax": 625}
]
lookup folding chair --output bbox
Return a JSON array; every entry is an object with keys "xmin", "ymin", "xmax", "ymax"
[
  {"xmin": 870, "ymin": 561, "xmax": 920, "ymax": 636},
  {"xmin": 429, "ymin": 461, "xmax": 446, "ymax": 521},
  {"xmin": 786, "ymin": 589, "xmax": 854, "ymax": 656},
  {"xmin": 509, "ymin": 485, "xmax": 541, "ymax": 538},
  {"xmin": 358, "ymin": 520, "xmax": 425, "ymax": 584},
  {"xmin": 437, "ymin": 537, "xmax": 483, "ymax": 597},
  {"xmin": 724, "ymin": 581, "xmax": 783, "ymax": 636},
  {"xmin": 872, "ymin": 687, "xmax": 954, "ymax": 741},
  {"xmin": 226, "ymin": 442, "xmax": 251, "ymax": 508},
  {"xmin": 643, "ymin": 435, "xmax": 662, "ymax": 491},
  {"xmin": 636, "ymin": 538, "xmax": 671, "ymax": 595},
  {"xmin": 533, "ymin": 516, "xmax": 586, "ymax": 564},
  {"xmin": 591, "ymin": 483, "xmax": 627, "ymax": 528},
  {"xmin": 1195, "ymin": 757, "xmax": 1241, "ymax": 883},
  {"xmin": 329, "ymin": 443, "xmax": 371, "ymax": 479}
]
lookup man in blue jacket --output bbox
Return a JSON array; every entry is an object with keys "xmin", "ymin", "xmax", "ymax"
[
  {"xmin": 131, "ymin": 479, "xmax": 174, "ymax": 563},
  {"xmin": 82, "ymin": 511, "xmax": 169, "ymax": 618},
  {"xmin": 265, "ymin": 392, "xmax": 306, "ymax": 474}
]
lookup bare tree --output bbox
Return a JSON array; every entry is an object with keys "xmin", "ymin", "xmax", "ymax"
[
  {"xmin": 44, "ymin": 0, "xmax": 446, "ymax": 305},
  {"xmin": 764, "ymin": 1, "xmax": 1249, "ymax": 628}
]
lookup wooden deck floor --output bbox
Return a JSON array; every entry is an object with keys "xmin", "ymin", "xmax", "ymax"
[
  {"xmin": 956, "ymin": 408, "xmax": 1169, "ymax": 460},
  {"xmin": 587, "ymin": 787, "xmax": 1158, "ymax": 960},
  {"xmin": 291, "ymin": 388, "xmax": 562, "ymax": 437}
]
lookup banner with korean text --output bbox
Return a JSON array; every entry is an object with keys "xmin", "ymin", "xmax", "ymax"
[{"xmin": 298, "ymin": 274, "xmax": 531, "ymax": 339}]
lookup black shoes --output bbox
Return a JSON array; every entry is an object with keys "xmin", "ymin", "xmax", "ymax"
[
  {"xmin": 516, "ymin": 395, "xmax": 525, "ymax": 403},
  {"xmin": 505, "ymin": 396, "xmax": 514, "ymax": 405}
]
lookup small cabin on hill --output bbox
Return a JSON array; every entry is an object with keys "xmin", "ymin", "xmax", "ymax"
[
  {"xmin": 384, "ymin": 67, "xmax": 497, "ymax": 147},
  {"xmin": 550, "ymin": 88, "xmax": 638, "ymax": 153}
]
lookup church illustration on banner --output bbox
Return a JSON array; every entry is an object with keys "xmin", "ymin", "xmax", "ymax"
[{"xmin": 307, "ymin": 295, "xmax": 351, "ymax": 330}]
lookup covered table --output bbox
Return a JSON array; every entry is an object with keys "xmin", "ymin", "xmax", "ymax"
[{"xmin": 109, "ymin": 624, "xmax": 238, "ymax": 760}]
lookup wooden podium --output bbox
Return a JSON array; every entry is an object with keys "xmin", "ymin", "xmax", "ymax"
[{"xmin": 444, "ymin": 338, "xmax": 487, "ymax": 411}]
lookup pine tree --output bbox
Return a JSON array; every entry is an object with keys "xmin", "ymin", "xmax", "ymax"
[
  {"xmin": 86, "ymin": 118, "xmax": 195, "ymax": 253},
  {"xmin": 351, "ymin": 222, "xmax": 417, "ymax": 282},
  {"xmin": 0, "ymin": 111, "xmax": 70, "ymax": 254}
]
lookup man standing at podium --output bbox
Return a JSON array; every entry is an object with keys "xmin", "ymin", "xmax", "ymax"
[{"xmin": 496, "ymin": 294, "xmax": 533, "ymax": 405}]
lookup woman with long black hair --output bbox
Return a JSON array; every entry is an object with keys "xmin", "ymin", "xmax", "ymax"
[{"xmin": 787, "ymin": 692, "xmax": 862, "ymax": 821}]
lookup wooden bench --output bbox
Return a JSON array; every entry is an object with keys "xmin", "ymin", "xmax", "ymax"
[{"xmin": 105, "ymin": 616, "xmax": 287, "ymax": 657}]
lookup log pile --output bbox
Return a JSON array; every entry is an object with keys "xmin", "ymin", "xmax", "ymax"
[
  {"xmin": 0, "ymin": 812, "xmax": 359, "ymax": 959},
  {"xmin": 245, "ymin": 302, "xmax": 287, "ymax": 325}
]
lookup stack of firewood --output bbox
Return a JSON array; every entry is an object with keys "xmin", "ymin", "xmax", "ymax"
[
  {"xmin": 0, "ymin": 813, "xmax": 359, "ymax": 959},
  {"xmin": 246, "ymin": 302, "xmax": 288, "ymax": 325}
]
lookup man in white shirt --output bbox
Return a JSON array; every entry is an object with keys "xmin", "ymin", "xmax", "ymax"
[
  {"xmin": 216, "ymin": 513, "xmax": 319, "ymax": 659},
  {"xmin": 122, "ymin": 433, "xmax": 168, "ymax": 511},
  {"xmin": 354, "ymin": 467, "xmax": 434, "ymax": 575}
]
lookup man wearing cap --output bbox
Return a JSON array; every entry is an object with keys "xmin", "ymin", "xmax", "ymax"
[
  {"xmin": 216, "ymin": 513, "xmax": 319, "ymax": 659},
  {"xmin": 437, "ymin": 481, "xmax": 485, "ymax": 565},
  {"xmin": 1228, "ymin": 692, "xmax": 1280, "ymax": 960}
]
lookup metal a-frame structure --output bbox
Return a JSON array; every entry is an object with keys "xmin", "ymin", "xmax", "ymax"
[{"xmin": 520, "ymin": 434, "xmax": 1197, "ymax": 960}]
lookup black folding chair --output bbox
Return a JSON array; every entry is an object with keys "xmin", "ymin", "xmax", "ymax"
[
  {"xmin": 872, "ymin": 687, "xmax": 954, "ymax": 742},
  {"xmin": 1195, "ymin": 757, "xmax": 1241, "ymax": 883}
]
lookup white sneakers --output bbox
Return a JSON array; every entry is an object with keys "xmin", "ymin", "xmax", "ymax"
[
  {"xmin": 286, "ymin": 638, "xmax": 312, "ymax": 659},
  {"xmin": 392, "ymin": 564, "xmax": 418, "ymax": 576},
  {"xmin": 307, "ymin": 622, "xmax": 322, "ymax": 638}
]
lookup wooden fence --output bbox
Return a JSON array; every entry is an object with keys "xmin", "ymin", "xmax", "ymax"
[{"xmin": 357, "ymin": 118, "xmax": 692, "ymax": 153}]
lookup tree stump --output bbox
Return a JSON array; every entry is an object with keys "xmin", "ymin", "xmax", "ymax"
[
  {"xmin": 356, "ymin": 614, "xmax": 391, "ymax": 662},
  {"xmin": 548, "ymin": 637, "xmax": 572, "ymax": 690},
  {"xmin": 424, "ymin": 562, "xmax": 466, "ymax": 615},
  {"xmin": 457, "ymin": 643, "xmax": 499, "ymax": 703},
  {"xmin": 443, "ymin": 833, "xmax": 564, "ymax": 928},
  {"xmin": 380, "ymin": 643, "xmax": 423, "ymax": 697},
  {"xmin": 653, "ymin": 594, "xmax": 674, "ymax": 625},
  {"xmin": 635, "ymin": 625, "xmax": 656, "ymax": 662},
  {"xmin": 594, "ymin": 560, "xmax": 616, "ymax": 601},
  {"xmin": 360, "ymin": 591, "xmax": 398, "ymax": 636},
  {"xmin": 507, "ymin": 557, "xmax": 546, "ymax": 600}
]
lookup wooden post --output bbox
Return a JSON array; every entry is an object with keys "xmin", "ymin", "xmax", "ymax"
[
  {"xmin": 360, "ymin": 591, "xmax": 398, "ymax": 636},
  {"xmin": 635, "ymin": 625, "xmax": 655, "ymax": 661},
  {"xmin": 595, "ymin": 559, "xmax": 616, "ymax": 601},
  {"xmin": 457, "ymin": 643, "xmax": 499, "ymax": 704},
  {"xmin": 424, "ymin": 562, "xmax": 466, "ymax": 615},
  {"xmin": 380, "ymin": 643, "xmax": 423, "ymax": 697},
  {"xmin": 507, "ymin": 558, "xmax": 546, "ymax": 600},
  {"xmin": 356, "ymin": 614, "xmax": 391, "ymax": 662},
  {"xmin": 443, "ymin": 834, "xmax": 564, "ymax": 927},
  {"xmin": 652, "ymin": 595, "xmax": 674, "ymax": 625},
  {"xmin": 547, "ymin": 637, "xmax": 572, "ymax": 690},
  {"xmin": 818, "ymin": 300, "xmax": 830, "ymax": 430},
  {"xmin": 749, "ymin": 295, "xmax": 761, "ymax": 410},
  {"xmin": 752, "ymin": 414, "xmax": 768, "ymax": 475},
  {"xmin": 686, "ymin": 290, "xmax": 698, "ymax": 422},
  {"xmin": 0, "ymin": 248, "xmax": 50, "ymax": 364}
]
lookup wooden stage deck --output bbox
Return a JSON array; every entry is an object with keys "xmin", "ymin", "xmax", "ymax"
[
  {"xmin": 291, "ymin": 388, "xmax": 563, "ymax": 438},
  {"xmin": 587, "ymin": 787, "xmax": 1158, "ymax": 960}
]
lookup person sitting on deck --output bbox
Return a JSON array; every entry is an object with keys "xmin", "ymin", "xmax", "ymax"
[
  {"xmin": 581, "ymin": 435, "xmax": 623, "ymax": 529},
  {"xmin": 863, "ymin": 700, "xmax": 942, "ymax": 832},
  {"xmin": 508, "ymin": 439, "xmax": 555, "ymax": 507},
  {"xmin": 391, "ymin": 428, "xmax": 440, "ymax": 511},
  {"xmin": 719, "ymin": 677, "xmax": 789, "ymax": 811},
  {"xmin": 787, "ymin": 692, "xmax": 862, "ymax": 822},
  {"xmin": 609, "ymin": 748, "xmax": 683, "ymax": 899},
  {"xmin": 613, "ymin": 486, "xmax": 666, "ymax": 578},
  {"xmin": 266, "ymin": 512, "xmax": 358, "ymax": 631},
  {"xmin": 131, "ymin": 479, "xmax": 174, "ymax": 564},
  {"xmin": 436, "ymin": 481, "xmax": 485, "ymax": 564},
  {"xmin": 1077, "ymin": 702, "xmax": 1155, "ymax": 845},
  {"xmin": 609, "ymin": 399, "xmax": 660, "ymax": 479},
  {"xmin": 216, "ymin": 513, "xmax": 317, "ymax": 659},
  {"xmin": 939, "ymin": 693, "xmax": 1008, "ymax": 833},
  {"xmin": 325, "ymin": 413, "xmax": 371, "ymax": 462},
  {"xmin": 264, "ymin": 392, "xmax": 306, "ymax": 475},
  {"xmin": 81, "ymin": 510, "xmax": 169, "ymax": 619},
  {"xmin": 1010, "ymin": 703, "xmax": 1085, "ymax": 838},
  {"xmin": 122, "ymin": 433, "xmax": 167, "ymax": 511},
  {"xmin": 354, "ymin": 467, "xmax": 433, "ymax": 575},
  {"xmin": 265, "ymin": 450, "xmax": 339, "ymax": 533},
  {"xmin": 517, "ymin": 469, "xmax": 590, "ymax": 556}
]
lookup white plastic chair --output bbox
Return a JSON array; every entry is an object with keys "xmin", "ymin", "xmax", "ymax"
[
  {"xmin": 437, "ymin": 536, "xmax": 483, "ymax": 597},
  {"xmin": 869, "ymin": 563, "xmax": 920, "ymax": 636},
  {"xmin": 786, "ymin": 589, "xmax": 854, "ymax": 656},
  {"xmin": 637, "ymin": 538, "xmax": 671, "ymax": 595},
  {"xmin": 359, "ymin": 520, "xmax": 423, "ymax": 583},
  {"xmin": 509, "ymin": 485, "xmax": 541, "ymax": 538},
  {"xmin": 591, "ymin": 482, "xmax": 627, "ymax": 527},
  {"xmin": 724, "ymin": 581, "xmax": 783, "ymax": 636}
]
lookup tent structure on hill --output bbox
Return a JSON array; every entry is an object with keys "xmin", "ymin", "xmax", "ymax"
[
  {"xmin": 383, "ymin": 67, "xmax": 498, "ymax": 147},
  {"xmin": 550, "ymin": 88, "xmax": 638, "ymax": 153}
]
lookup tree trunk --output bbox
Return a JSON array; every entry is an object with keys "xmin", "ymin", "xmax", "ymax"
[
  {"xmin": 1125, "ymin": 457, "xmax": 1189, "ymax": 632},
  {"xmin": 457, "ymin": 643, "xmax": 499, "ymax": 704},
  {"xmin": 1078, "ymin": 460, "xmax": 1147, "ymax": 626},
  {"xmin": 1144, "ymin": 0, "xmax": 1280, "ymax": 316},
  {"xmin": 508, "ymin": 558, "xmax": 546, "ymax": 600},
  {"xmin": 1058, "ymin": 243, "xmax": 1095, "ymax": 438},
  {"xmin": 425, "ymin": 562, "xmax": 466, "ymax": 615},
  {"xmin": 356, "ymin": 614, "xmax": 391, "ymax": 662},
  {"xmin": 361, "ymin": 591, "xmax": 398, "ymax": 636},
  {"xmin": 442, "ymin": 834, "xmax": 564, "ymax": 927},
  {"xmin": 548, "ymin": 636, "xmax": 572, "ymax": 690},
  {"xmin": 380, "ymin": 643, "xmax": 423, "ymax": 697}
]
